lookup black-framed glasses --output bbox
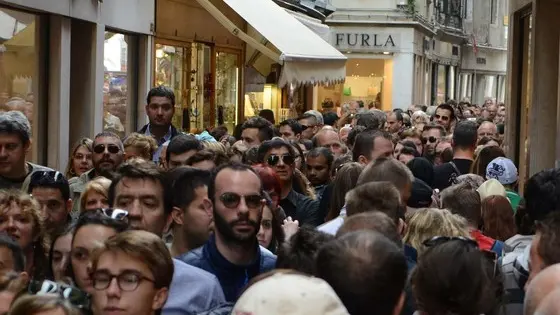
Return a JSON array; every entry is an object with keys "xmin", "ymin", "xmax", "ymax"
[
  {"xmin": 30, "ymin": 170, "xmax": 65, "ymax": 183},
  {"xmin": 434, "ymin": 114, "xmax": 450, "ymax": 121},
  {"xmin": 423, "ymin": 236, "xmax": 498, "ymax": 277},
  {"xmin": 28, "ymin": 280, "xmax": 91, "ymax": 309},
  {"xmin": 423, "ymin": 236, "xmax": 478, "ymax": 248},
  {"xmin": 266, "ymin": 154, "xmax": 295, "ymax": 166},
  {"xmin": 93, "ymin": 144, "xmax": 120, "ymax": 154},
  {"xmin": 300, "ymin": 125, "xmax": 310, "ymax": 131},
  {"xmin": 219, "ymin": 192, "xmax": 263, "ymax": 209},
  {"xmin": 422, "ymin": 136, "xmax": 437, "ymax": 144},
  {"xmin": 92, "ymin": 270, "xmax": 155, "ymax": 292},
  {"xmin": 97, "ymin": 208, "xmax": 129, "ymax": 221}
]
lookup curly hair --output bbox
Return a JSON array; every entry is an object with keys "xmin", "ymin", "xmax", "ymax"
[
  {"xmin": 0, "ymin": 189, "xmax": 48, "ymax": 281},
  {"xmin": 123, "ymin": 132, "xmax": 158, "ymax": 161},
  {"xmin": 403, "ymin": 208, "xmax": 470, "ymax": 255}
]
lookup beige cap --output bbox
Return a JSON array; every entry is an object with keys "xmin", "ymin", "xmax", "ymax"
[
  {"xmin": 232, "ymin": 273, "xmax": 349, "ymax": 315},
  {"xmin": 477, "ymin": 178, "xmax": 507, "ymax": 201}
]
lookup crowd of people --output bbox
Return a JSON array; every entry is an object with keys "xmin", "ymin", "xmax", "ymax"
[{"xmin": 0, "ymin": 85, "xmax": 557, "ymax": 315}]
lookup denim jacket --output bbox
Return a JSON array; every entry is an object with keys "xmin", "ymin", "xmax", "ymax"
[{"xmin": 178, "ymin": 235, "xmax": 276, "ymax": 302}]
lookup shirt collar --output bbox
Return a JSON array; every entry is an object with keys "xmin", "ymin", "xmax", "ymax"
[{"xmin": 145, "ymin": 124, "xmax": 173, "ymax": 144}]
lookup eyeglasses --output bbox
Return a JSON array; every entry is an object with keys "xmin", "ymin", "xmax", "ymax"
[
  {"xmin": 423, "ymin": 236, "xmax": 499, "ymax": 277},
  {"xmin": 300, "ymin": 125, "xmax": 310, "ymax": 131},
  {"xmin": 92, "ymin": 270, "xmax": 155, "ymax": 292},
  {"xmin": 97, "ymin": 208, "xmax": 129, "ymax": 221},
  {"xmin": 28, "ymin": 280, "xmax": 91, "ymax": 309},
  {"xmin": 31, "ymin": 171, "xmax": 65, "ymax": 183},
  {"xmin": 219, "ymin": 192, "xmax": 263, "ymax": 209},
  {"xmin": 93, "ymin": 144, "xmax": 120, "ymax": 154},
  {"xmin": 266, "ymin": 154, "xmax": 295, "ymax": 166},
  {"xmin": 423, "ymin": 236, "xmax": 477, "ymax": 247},
  {"xmin": 422, "ymin": 136, "xmax": 438, "ymax": 144},
  {"xmin": 434, "ymin": 114, "xmax": 450, "ymax": 121}
]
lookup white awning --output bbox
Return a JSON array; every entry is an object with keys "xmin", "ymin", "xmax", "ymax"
[{"xmin": 195, "ymin": 0, "xmax": 346, "ymax": 87}]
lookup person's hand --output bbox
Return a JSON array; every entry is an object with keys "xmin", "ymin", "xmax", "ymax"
[
  {"xmin": 232, "ymin": 140, "xmax": 248, "ymax": 154},
  {"xmin": 282, "ymin": 216, "xmax": 299, "ymax": 241}
]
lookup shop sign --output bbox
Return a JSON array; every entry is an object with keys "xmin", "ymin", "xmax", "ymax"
[{"xmin": 333, "ymin": 32, "xmax": 400, "ymax": 52}]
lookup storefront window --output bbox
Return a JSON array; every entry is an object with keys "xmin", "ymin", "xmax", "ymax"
[
  {"xmin": 317, "ymin": 58, "xmax": 391, "ymax": 112},
  {"xmin": 189, "ymin": 43, "xmax": 212, "ymax": 132},
  {"xmin": 0, "ymin": 8, "xmax": 37, "ymax": 160},
  {"xmin": 103, "ymin": 32, "xmax": 128, "ymax": 138},
  {"xmin": 436, "ymin": 65, "xmax": 446, "ymax": 104},
  {"xmin": 155, "ymin": 43, "xmax": 186, "ymax": 131},
  {"xmin": 215, "ymin": 51, "xmax": 239, "ymax": 131}
]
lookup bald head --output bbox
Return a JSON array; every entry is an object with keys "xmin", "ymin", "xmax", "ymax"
[
  {"xmin": 477, "ymin": 121, "xmax": 497, "ymax": 139},
  {"xmin": 525, "ymin": 264, "xmax": 560, "ymax": 315},
  {"xmin": 535, "ymin": 288, "xmax": 560, "ymax": 315}
]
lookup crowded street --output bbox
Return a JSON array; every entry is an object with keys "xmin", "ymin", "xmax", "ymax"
[{"xmin": 0, "ymin": 0, "xmax": 558, "ymax": 315}]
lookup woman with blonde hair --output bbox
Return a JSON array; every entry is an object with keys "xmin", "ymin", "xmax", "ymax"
[
  {"xmin": 79, "ymin": 176, "xmax": 111, "ymax": 212},
  {"xmin": 202, "ymin": 140, "xmax": 227, "ymax": 155},
  {"xmin": 403, "ymin": 208, "xmax": 471, "ymax": 255},
  {"xmin": 123, "ymin": 132, "xmax": 158, "ymax": 161},
  {"xmin": 64, "ymin": 138, "xmax": 93, "ymax": 179},
  {"xmin": 0, "ymin": 190, "xmax": 48, "ymax": 281},
  {"xmin": 8, "ymin": 294, "xmax": 81, "ymax": 315}
]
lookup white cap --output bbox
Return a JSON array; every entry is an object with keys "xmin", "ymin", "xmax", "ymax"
[
  {"xmin": 486, "ymin": 157, "xmax": 518, "ymax": 185},
  {"xmin": 232, "ymin": 273, "xmax": 349, "ymax": 315}
]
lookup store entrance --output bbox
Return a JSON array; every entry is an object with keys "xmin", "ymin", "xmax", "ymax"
[{"xmin": 154, "ymin": 41, "xmax": 240, "ymax": 133}]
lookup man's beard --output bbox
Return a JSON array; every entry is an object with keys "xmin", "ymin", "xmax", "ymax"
[{"xmin": 213, "ymin": 210, "xmax": 261, "ymax": 245}]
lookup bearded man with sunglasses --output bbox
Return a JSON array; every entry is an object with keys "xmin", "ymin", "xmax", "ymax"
[
  {"xmin": 69, "ymin": 132, "xmax": 124, "ymax": 213},
  {"xmin": 179, "ymin": 162, "xmax": 277, "ymax": 302}
]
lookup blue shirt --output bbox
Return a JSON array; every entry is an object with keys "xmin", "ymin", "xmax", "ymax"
[
  {"xmin": 178, "ymin": 235, "xmax": 277, "ymax": 302},
  {"xmin": 144, "ymin": 124, "xmax": 173, "ymax": 163},
  {"xmin": 163, "ymin": 259, "xmax": 226, "ymax": 315}
]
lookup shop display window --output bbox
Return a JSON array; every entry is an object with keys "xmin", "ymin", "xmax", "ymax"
[
  {"xmin": 155, "ymin": 43, "xmax": 186, "ymax": 131},
  {"xmin": 103, "ymin": 31, "xmax": 129, "ymax": 138},
  {"xmin": 317, "ymin": 58, "xmax": 391, "ymax": 112},
  {"xmin": 215, "ymin": 51, "xmax": 239, "ymax": 132},
  {"xmin": 0, "ymin": 8, "xmax": 38, "ymax": 160}
]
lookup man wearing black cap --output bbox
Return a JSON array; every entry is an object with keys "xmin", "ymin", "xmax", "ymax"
[{"xmin": 406, "ymin": 179, "xmax": 434, "ymax": 213}]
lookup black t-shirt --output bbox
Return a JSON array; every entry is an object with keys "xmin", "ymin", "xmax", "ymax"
[{"xmin": 433, "ymin": 158, "xmax": 473, "ymax": 191}]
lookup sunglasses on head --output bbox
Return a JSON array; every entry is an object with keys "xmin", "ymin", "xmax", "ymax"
[
  {"xmin": 28, "ymin": 280, "xmax": 91, "ymax": 309},
  {"xmin": 423, "ymin": 236, "xmax": 498, "ymax": 276},
  {"xmin": 97, "ymin": 208, "xmax": 129, "ymax": 221},
  {"xmin": 267, "ymin": 154, "xmax": 295, "ymax": 166},
  {"xmin": 219, "ymin": 192, "xmax": 263, "ymax": 209},
  {"xmin": 93, "ymin": 144, "xmax": 120, "ymax": 154}
]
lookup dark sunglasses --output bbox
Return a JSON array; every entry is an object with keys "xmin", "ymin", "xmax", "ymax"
[
  {"xmin": 422, "ymin": 136, "xmax": 437, "ymax": 144},
  {"xmin": 219, "ymin": 192, "xmax": 263, "ymax": 209},
  {"xmin": 267, "ymin": 154, "xmax": 295, "ymax": 166},
  {"xmin": 97, "ymin": 208, "xmax": 129, "ymax": 221},
  {"xmin": 434, "ymin": 114, "xmax": 450, "ymax": 121},
  {"xmin": 93, "ymin": 144, "xmax": 120, "ymax": 154},
  {"xmin": 28, "ymin": 280, "xmax": 91, "ymax": 309},
  {"xmin": 423, "ymin": 236, "xmax": 498, "ymax": 277},
  {"xmin": 300, "ymin": 125, "xmax": 310, "ymax": 131}
]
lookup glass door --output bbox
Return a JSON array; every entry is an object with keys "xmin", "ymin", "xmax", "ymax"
[
  {"xmin": 154, "ymin": 43, "xmax": 187, "ymax": 131},
  {"xmin": 215, "ymin": 50, "xmax": 240, "ymax": 132}
]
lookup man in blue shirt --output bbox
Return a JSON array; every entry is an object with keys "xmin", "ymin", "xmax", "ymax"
[{"xmin": 179, "ymin": 163, "xmax": 276, "ymax": 302}]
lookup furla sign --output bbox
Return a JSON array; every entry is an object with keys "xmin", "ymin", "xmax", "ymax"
[{"xmin": 333, "ymin": 31, "xmax": 401, "ymax": 52}]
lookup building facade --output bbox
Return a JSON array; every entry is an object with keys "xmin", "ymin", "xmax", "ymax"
[
  {"xmin": 0, "ymin": 0, "xmax": 154, "ymax": 172},
  {"xmin": 0, "ymin": 0, "xmax": 346, "ymax": 172},
  {"xmin": 319, "ymin": 0, "xmax": 465, "ymax": 110},
  {"xmin": 459, "ymin": 0, "xmax": 508, "ymax": 105},
  {"xmin": 505, "ymin": 0, "xmax": 560, "ymax": 190},
  {"xmin": 155, "ymin": 0, "xmax": 346, "ymax": 130}
]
